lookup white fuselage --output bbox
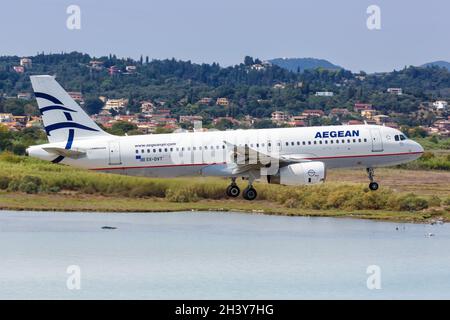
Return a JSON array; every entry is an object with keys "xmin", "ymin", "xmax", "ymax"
[{"xmin": 28, "ymin": 124, "xmax": 424, "ymax": 179}]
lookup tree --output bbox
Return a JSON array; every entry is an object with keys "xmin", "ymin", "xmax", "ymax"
[
  {"xmin": 215, "ymin": 118, "xmax": 234, "ymax": 130},
  {"xmin": 244, "ymin": 56, "xmax": 254, "ymax": 66},
  {"xmin": 109, "ymin": 121, "xmax": 138, "ymax": 135},
  {"xmin": 84, "ymin": 98, "xmax": 104, "ymax": 115}
]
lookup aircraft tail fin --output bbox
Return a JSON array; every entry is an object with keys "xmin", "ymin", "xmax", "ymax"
[{"xmin": 30, "ymin": 75, "xmax": 110, "ymax": 144}]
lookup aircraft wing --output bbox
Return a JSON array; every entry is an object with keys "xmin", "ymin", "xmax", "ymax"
[
  {"xmin": 42, "ymin": 147, "xmax": 87, "ymax": 159},
  {"xmin": 224, "ymin": 141, "xmax": 314, "ymax": 174}
]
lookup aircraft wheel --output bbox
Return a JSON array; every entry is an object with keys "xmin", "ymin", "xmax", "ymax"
[
  {"xmin": 243, "ymin": 187, "xmax": 257, "ymax": 201},
  {"xmin": 226, "ymin": 185, "xmax": 240, "ymax": 197},
  {"xmin": 369, "ymin": 182, "xmax": 379, "ymax": 191}
]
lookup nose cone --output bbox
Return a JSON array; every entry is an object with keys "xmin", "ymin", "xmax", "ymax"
[
  {"xmin": 410, "ymin": 140, "xmax": 424, "ymax": 160},
  {"xmin": 413, "ymin": 140, "xmax": 424, "ymax": 154}
]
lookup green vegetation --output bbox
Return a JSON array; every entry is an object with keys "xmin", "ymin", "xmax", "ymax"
[
  {"xmin": 1, "ymin": 52, "xmax": 450, "ymax": 127},
  {"xmin": 0, "ymin": 125, "xmax": 47, "ymax": 155},
  {"xmin": 399, "ymin": 152, "xmax": 450, "ymax": 170},
  {"xmin": 0, "ymin": 152, "xmax": 448, "ymax": 222}
]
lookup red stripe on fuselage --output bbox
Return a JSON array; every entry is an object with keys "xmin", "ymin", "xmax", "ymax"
[{"xmin": 89, "ymin": 151, "xmax": 423, "ymax": 171}]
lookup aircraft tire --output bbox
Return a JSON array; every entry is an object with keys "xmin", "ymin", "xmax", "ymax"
[
  {"xmin": 243, "ymin": 187, "xmax": 257, "ymax": 201},
  {"xmin": 369, "ymin": 182, "xmax": 379, "ymax": 191},
  {"xmin": 226, "ymin": 185, "xmax": 240, "ymax": 197}
]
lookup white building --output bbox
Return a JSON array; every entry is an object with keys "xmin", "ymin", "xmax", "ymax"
[
  {"xmin": 387, "ymin": 88, "xmax": 403, "ymax": 95},
  {"xmin": 20, "ymin": 57, "xmax": 32, "ymax": 68},
  {"xmin": 17, "ymin": 92, "xmax": 32, "ymax": 100},
  {"xmin": 0, "ymin": 113, "xmax": 14, "ymax": 123},
  {"xmin": 315, "ymin": 91, "xmax": 334, "ymax": 97},
  {"xmin": 433, "ymin": 100, "xmax": 448, "ymax": 111},
  {"xmin": 271, "ymin": 111, "xmax": 287, "ymax": 122},
  {"xmin": 125, "ymin": 66, "xmax": 137, "ymax": 73},
  {"xmin": 103, "ymin": 98, "xmax": 128, "ymax": 111},
  {"xmin": 140, "ymin": 101, "xmax": 155, "ymax": 114}
]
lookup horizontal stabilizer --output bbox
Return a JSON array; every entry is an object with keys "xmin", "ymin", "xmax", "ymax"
[{"xmin": 43, "ymin": 147, "xmax": 86, "ymax": 159}]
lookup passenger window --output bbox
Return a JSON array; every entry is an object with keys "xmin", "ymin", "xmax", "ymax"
[
  {"xmin": 285, "ymin": 142, "xmax": 289, "ymax": 146},
  {"xmin": 336, "ymin": 140, "xmax": 339, "ymax": 144},
  {"xmin": 325, "ymin": 140, "xmax": 328, "ymax": 144},
  {"xmin": 159, "ymin": 148, "xmax": 162, "ymax": 152},
  {"xmin": 297, "ymin": 141, "xmax": 300, "ymax": 145},
  {"xmin": 302, "ymin": 141, "xmax": 306, "ymax": 145},
  {"xmin": 319, "ymin": 141, "xmax": 322, "ymax": 144},
  {"xmin": 308, "ymin": 141, "xmax": 311, "ymax": 145},
  {"xmin": 147, "ymin": 149, "xmax": 150, "ymax": 153},
  {"xmin": 141, "ymin": 149, "xmax": 144, "ymax": 153},
  {"xmin": 364, "ymin": 138, "xmax": 367, "ymax": 142},
  {"xmin": 135, "ymin": 150, "xmax": 138, "ymax": 154}
]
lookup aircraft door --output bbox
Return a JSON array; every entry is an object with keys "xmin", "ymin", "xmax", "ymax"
[
  {"xmin": 108, "ymin": 141, "xmax": 122, "ymax": 165},
  {"xmin": 369, "ymin": 128, "xmax": 383, "ymax": 152}
]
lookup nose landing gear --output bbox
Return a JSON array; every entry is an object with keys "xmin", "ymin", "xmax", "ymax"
[{"xmin": 366, "ymin": 168, "xmax": 379, "ymax": 191}]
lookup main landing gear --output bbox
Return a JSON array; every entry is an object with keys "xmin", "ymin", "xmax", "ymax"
[
  {"xmin": 243, "ymin": 185, "xmax": 257, "ymax": 201},
  {"xmin": 366, "ymin": 168, "xmax": 379, "ymax": 191},
  {"xmin": 226, "ymin": 178, "xmax": 258, "ymax": 201},
  {"xmin": 226, "ymin": 178, "xmax": 240, "ymax": 197}
]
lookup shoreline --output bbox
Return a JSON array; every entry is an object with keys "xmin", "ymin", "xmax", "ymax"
[{"xmin": 0, "ymin": 192, "xmax": 447, "ymax": 224}]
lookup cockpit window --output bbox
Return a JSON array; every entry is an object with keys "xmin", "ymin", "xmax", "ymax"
[
  {"xmin": 394, "ymin": 135, "xmax": 399, "ymax": 141},
  {"xmin": 400, "ymin": 135, "xmax": 406, "ymax": 141}
]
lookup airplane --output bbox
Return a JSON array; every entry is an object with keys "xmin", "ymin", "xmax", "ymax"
[{"xmin": 26, "ymin": 75, "xmax": 424, "ymax": 201}]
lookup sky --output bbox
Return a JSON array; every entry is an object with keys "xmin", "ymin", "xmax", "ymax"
[{"xmin": 0, "ymin": 0, "xmax": 449, "ymax": 73}]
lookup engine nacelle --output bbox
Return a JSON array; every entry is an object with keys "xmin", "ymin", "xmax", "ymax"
[{"xmin": 267, "ymin": 161, "xmax": 326, "ymax": 186}]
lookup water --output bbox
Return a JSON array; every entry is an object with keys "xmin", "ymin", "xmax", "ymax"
[{"xmin": 0, "ymin": 210, "xmax": 449, "ymax": 299}]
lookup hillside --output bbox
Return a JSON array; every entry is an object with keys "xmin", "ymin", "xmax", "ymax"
[
  {"xmin": 0, "ymin": 52, "xmax": 450, "ymax": 128},
  {"xmin": 421, "ymin": 61, "xmax": 450, "ymax": 71},
  {"xmin": 269, "ymin": 57, "xmax": 342, "ymax": 72}
]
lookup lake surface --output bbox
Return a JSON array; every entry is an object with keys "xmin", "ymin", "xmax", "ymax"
[{"xmin": 0, "ymin": 210, "xmax": 449, "ymax": 299}]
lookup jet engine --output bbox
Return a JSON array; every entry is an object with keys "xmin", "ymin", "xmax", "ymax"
[{"xmin": 267, "ymin": 161, "xmax": 326, "ymax": 186}]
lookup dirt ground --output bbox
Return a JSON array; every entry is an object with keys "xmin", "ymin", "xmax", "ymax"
[{"xmin": 327, "ymin": 168, "xmax": 450, "ymax": 196}]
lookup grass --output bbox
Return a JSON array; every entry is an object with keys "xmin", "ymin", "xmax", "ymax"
[
  {"xmin": 0, "ymin": 152, "xmax": 449, "ymax": 223},
  {"xmin": 0, "ymin": 191, "xmax": 446, "ymax": 223}
]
